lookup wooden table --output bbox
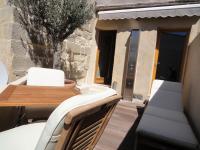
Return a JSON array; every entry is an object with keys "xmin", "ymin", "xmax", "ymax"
[{"xmin": 0, "ymin": 85, "xmax": 80, "ymax": 107}]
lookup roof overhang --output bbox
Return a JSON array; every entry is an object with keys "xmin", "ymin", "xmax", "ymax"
[{"xmin": 97, "ymin": 3, "xmax": 200, "ymax": 20}]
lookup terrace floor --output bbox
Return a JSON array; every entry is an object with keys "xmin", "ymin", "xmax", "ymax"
[{"xmin": 95, "ymin": 100, "xmax": 145, "ymax": 150}]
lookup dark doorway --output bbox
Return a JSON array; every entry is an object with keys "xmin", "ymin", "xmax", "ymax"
[
  {"xmin": 156, "ymin": 31, "xmax": 188, "ymax": 82},
  {"xmin": 95, "ymin": 30, "xmax": 117, "ymax": 85}
]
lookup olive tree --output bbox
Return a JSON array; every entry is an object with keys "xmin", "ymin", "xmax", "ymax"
[{"xmin": 9, "ymin": 0, "xmax": 93, "ymax": 67}]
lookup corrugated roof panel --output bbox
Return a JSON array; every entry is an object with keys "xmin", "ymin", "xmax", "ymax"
[
  {"xmin": 96, "ymin": 0, "xmax": 200, "ymax": 11},
  {"xmin": 98, "ymin": 4, "xmax": 200, "ymax": 20}
]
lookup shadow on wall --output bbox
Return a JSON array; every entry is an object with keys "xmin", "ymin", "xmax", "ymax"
[
  {"xmin": 13, "ymin": 6, "xmax": 55, "ymax": 68},
  {"xmin": 10, "ymin": 1, "xmax": 55, "ymax": 68},
  {"xmin": 14, "ymin": 9, "xmax": 54, "ymax": 68},
  {"xmin": 21, "ymin": 30, "xmax": 54, "ymax": 68}
]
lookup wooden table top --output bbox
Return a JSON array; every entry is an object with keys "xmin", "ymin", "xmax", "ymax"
[{"xmin": 0, "ymin": 85, "xmax": 80, "ymax": 107}]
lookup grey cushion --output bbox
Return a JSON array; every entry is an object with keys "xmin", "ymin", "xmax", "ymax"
[
  {"xmin": 144, "ymin": 106, "xmax": 188, "ymax": 123},
  {"xmin": 149, "ymin": 90, "xmax": 183, "ymax": 112},
  {"xmin": 137, "ymin": 114, "xmax": 199, "ymax": 149},
  {"xmin": 151, "ymin": 79, "xmax": 182, "ymax": 93}
]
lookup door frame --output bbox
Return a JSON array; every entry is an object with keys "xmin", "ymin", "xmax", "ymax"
[
  {"xmin": 94, "ymin": 48, "xmax": 104, "ymax": 84},
  {"xmin": 152, "ymin": 28, "xmax": 190, "ymax": 83},
  {"xmin": 94, "ymin": 29, "xmax": 104, "ymax": 84}
]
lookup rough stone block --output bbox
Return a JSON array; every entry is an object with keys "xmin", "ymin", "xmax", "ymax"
[
  {"xmin": 0, "ymin": 0, "xmax": 7, "ymax": 7},
  {"xmin": 0, "ymin": 39, "xmax": 11, "ymax": 55},
  {"xmin": 84, "ymin": 46, "xmax": 92, "ymax": 55},
  {"xmin": 0, "ymin": 23, "xmax": 12, "ymax": 39},
  {"xmin": 13, "ymin": 70, "xmax": 27, "ymax": 77},
  {"xmin": 74, "ymin": 29, "xmax": 82, "ymax": 36},
  {"xmin": 66, "ymin": 40, "xmax": 82, "ymax": 54},
  {"xmin": 0, "ymin": 39, "xmax": 14, "ymax": 79},
  {"xmin": 81, "ymin": 19, "xmax": 95, "ymax": 33},
  {"xmin": 11, "ymin": 23, "xmax": 29, "ymax": 41},
  {"xmin": 12, "ymin": 55, "xmax": 34, "ymax": 72},
  {"xmin": 12, "ymin": 7, "xmax": 21, "ymax": 23},
  {"xmin": 0, "ymin": 6, "xmax": 14, "ymax": 24},
  {"xmin": 82, "ymin": 31, "xmax": 92, "ymax": 40},
  {"xmin": 11, "ymin": 39, "xmax": 28, "ymax": 56}
]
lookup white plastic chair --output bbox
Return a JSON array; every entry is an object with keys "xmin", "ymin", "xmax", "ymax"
[
  {"xmin": 27, "ymin": 67, "xmax": 65, "ymax": 87},
  {"xmin": 0, "ymin": 61, "xmax": 8, "ymax": 88},
  {"xmin": 0, "ymin": 85, "xmax": 118, "ymax": 150}
]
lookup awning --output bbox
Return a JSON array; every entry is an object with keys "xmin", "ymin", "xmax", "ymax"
[{"xmin": 97, "ymin": 3, "xmax": 200, "ymax": 20}]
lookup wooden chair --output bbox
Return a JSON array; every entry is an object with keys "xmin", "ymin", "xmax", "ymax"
[
  {"xmin": 56, "ymin": 95, "xmax": 120, "ymax": 150},
  {"xmin": 0, "ymin": 85, "xmax": 121, "ymax": 150}
]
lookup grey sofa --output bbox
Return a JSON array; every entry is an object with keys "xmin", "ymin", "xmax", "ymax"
[{"xmin": 135, "ymin": 80, "xmax": 199, "ymax": 150}]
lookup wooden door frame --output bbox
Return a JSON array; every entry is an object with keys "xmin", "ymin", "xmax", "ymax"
[
  {"xmin": 152, "ymin": 31, "xmax": 161, "ymax": 81},
  {"xmin": 152, "ymin": 28, "xmax": 190, "ymax": 83},
  {"xmin": 94, "ymin": 29, "xmax": 104, "ymax": 84},
  {"xmin": 94, "ymin": 48, "xmax": 104, "ymax": 84}
]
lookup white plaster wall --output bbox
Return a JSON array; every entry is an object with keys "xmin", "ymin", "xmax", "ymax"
[
  {"xmin": 133, "ymin": 30, "xmax": 157, "ymax": 100},
  {"xmin": 85, "ymin": 19, "xmax": 99, "ymax": 84},
  {"xmin": 96, "ymin": 19, "xmax": 139, "ymax": 31},
  {"xmin": 94, "ymin": 17, "xmax": 200, "ymax": 99},
  {"xmin": 112, "ymin": 30, "xmax": 131, "ymax": 94},
  {"xmin": 134, "ymin": 17, "xmax": 199, "ymax": 99},
  {"xmin": 183, "ymin": 19, "xmax": 200, "ymax": 139}
]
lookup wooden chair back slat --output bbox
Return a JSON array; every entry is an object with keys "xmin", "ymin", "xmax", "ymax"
[{"xmin": 56, "ymin": 95, "xmax": 121, "ymax": 150}]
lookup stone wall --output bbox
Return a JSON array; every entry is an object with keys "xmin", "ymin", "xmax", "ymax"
[
  {"xmin": 11, "ymin": 20, "xmax": 34, "ymax": 78},
  {"xmin": 0, "ymin": 0, "xmax": 95, "ymax": 83},
  {"xmin": 0, "ymin": 1, "xmax": 35, "ymax": 81},
  {"xmin": 61, "ymin": 19, "xmax": 96, "ymax": 82},
  {"xmin": 183, "ymin": 19, "xmax": 200, "ymax": 139},
  {"xmin": 0, "ymin": 1, "xmax": 15, "ymax": 80}
]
